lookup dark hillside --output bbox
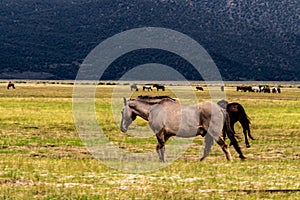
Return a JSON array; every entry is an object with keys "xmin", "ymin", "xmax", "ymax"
[{"xmin": 0, "ymin": 0, "xmax": 299, "ymax": 80}]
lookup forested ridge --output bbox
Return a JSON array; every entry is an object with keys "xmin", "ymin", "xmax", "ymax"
[{"xmin": 1, "ymin": 0, "xmax": 299, "ymax": 80}]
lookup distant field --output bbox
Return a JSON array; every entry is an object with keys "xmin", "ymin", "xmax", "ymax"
[{"xmin": 0, "ymin": 81, "xmax": 299, "ymax": 199}]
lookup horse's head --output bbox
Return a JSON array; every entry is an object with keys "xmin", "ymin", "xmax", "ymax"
[
  {"xmin": 120, "ymin": 97, "xmax": 136, "ymax": 132},
  {"xmin": 228, "ymin": 104, "xmax": 239, "ymax": 113}
]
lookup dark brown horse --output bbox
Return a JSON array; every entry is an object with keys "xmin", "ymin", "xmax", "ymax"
[
  {"xmin": 218, "ymin": 100, "xmax": 254, "ymax": 148},
  {"xmin": 7, "ymin": 82, "xmax": 15, "ymax": 89},
  {"xmin": 236, "ymin": 86, "xmax": 252, "ymax": 92},
  {"xmin": 153, "ymin": 84, "xmax": 165, "ymax": 91},
  {"xmin": 196, "ymin": 86, "xmax": 204, "ymax": 91}
]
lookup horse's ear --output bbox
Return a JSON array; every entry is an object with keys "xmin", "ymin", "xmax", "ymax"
[{"xmin": 123, "ymin": 97, "xmax": 127, "ymax": 106}]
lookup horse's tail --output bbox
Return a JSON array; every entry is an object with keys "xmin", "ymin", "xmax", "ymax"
[
  {"xmin": 237, "ymin": 104, "xmax": 254, "ymax": 141},
  {"xmin": 237, "ymin": 104, "xmax": 251, "ymax": 125}
]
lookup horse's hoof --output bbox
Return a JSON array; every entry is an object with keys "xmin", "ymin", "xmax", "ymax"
[
  {"xmin": 239, "ymin": 155, "xmax": 247, "ymax": 160},
  {"xmin": 246, "ymin": 145, "xmax": 251, "ymax": 148}
]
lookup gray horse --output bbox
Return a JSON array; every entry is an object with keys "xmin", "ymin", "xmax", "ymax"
[{"xmin": 120, "ymin": 96, "xmax": 245, "ymax": 162}]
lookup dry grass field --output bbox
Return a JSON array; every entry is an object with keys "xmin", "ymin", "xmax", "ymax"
[{"xmin": 0, "ymin": 81, "xmax": 299, "ymax": 199}]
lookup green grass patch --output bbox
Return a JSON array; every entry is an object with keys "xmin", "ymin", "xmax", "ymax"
[{"xmin": 0, "ymin": 82, "xmax": 299, "ymax": 199}]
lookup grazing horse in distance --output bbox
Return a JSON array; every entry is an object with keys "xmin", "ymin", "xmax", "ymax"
[
  {"xmin": 277, "ymin": 87, "xmax": 281, "ymax": 93},
  {"xmin": 218, "ymin": 100, "xmax": 254, "ymax": 148},
  {"xmin": 143, "ymin": 85, "xmax": 152, "ymax": 91},
  {"xmin": 261, "ymin": 86, "xmax": 271, "ymax": 93},
  {"xmin": 220, "ymin": 86, "xmax": 224, "ymax": 92},
  {"xmin": 153, "ymin": 84, "xmax": 165, "ymax": 91},
  {"xmin": 130, "ymin": 84, "xmax": 138, "ymax": 91},
  {"xmin": 196, "ymin": 86, "xmax": 204, "ymax": 91},
  {"xmin": 272, "ymin": 87, "xmax": 281, "ymax": 93},
  {"xmin": 237, "ymin": 86, "xmax": 252, "ymax": 92},
  {"xmin": 7, "ymin": 82, "xmax": 15, "ymax": 89},
  {"xmin": 121, "ymin": 96, "xmax": 246, "ymax": 162},
  {"xmin": 252, "ymin": 86, "xmax": 260, "ymax": 92}
]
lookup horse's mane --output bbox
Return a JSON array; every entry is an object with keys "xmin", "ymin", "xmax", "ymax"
[
  {"xmin": 137, "ymin": 95, "xmax": 173, "ymax": 99},
  {"xmin": 132, "ymin": 95, "xmax": 176, "ymax": 104}
]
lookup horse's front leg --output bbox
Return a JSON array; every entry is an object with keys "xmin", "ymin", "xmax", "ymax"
[
  {"xmin": 227, "ymin": 123, "xmax": 235, "ymax": 146},
  {"xmin": 227, "ymin": 129, "xmax": 246, "ymax": 160},
  {"xmin": 229, "ymin": 123, "xmax": 241, "ymax": 145},
  {"xmin": 156, "ymin": 144, "xmax": 165, "ymax": 162},
  {"xmin": 156, "ymin": 128, "xmax": 166, "ymax": 162}
]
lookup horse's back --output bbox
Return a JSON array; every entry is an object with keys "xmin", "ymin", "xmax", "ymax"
[
  {"xmin": 149, "ymin": 100, "xmax": 225, "ymax": 138},
  {"xmin": 148, "ymin": 100, "xmax": 181, "ymax": 133},
  {"xmin": 148, "ymin": 100, "xmax": 200, "ymax": 137}
]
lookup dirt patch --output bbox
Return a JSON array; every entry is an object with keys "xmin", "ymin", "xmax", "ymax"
[{"xmin": 1, "ymin": 144, "xmax": 92, "ymax": 159}]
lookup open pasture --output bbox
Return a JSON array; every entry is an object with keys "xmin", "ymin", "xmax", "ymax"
[{"xmin": 0, "ymin": 82, "xmax": 299, "ymax": 199}]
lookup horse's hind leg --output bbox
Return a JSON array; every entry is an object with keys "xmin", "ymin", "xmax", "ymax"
[
  {"xmin": 243, "ymin": 129, "xmax": 251, "ymax": 148},
  {"xmin": 244, "ymin": 129, "xmax": 255, "ymax": 148},
  {"xmin": 216, "ymin": 137, "xmax": 232, "ymax": 161},
  {"xmin": 242, "ymin": 123, "xmax": 254, "ymax": 148},
  {"xmin": 247, "ymin": 127, "xmax": 255, "ymax": 140},
  {"xmin": 222, "ymin": 128, "xmax": 226, "ymax": 141},
  {"xmin": 196, "ymin": 126, "xmax": 207, "ymax": 137},
  {"xmin": 200, "ymin": 134, "xmax": 231, "ymax": 161},
  {"xmin": 200, "ymin": 134, "xmax": 214, "ymax": 161}
]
